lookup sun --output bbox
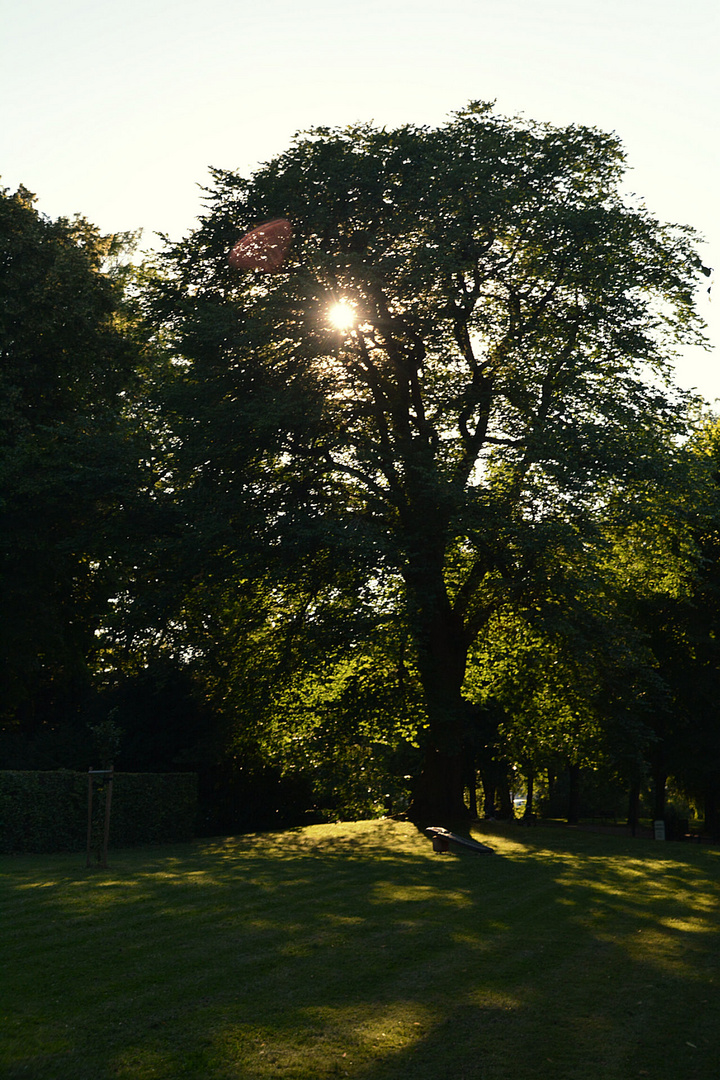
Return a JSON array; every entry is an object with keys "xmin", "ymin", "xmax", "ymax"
[{"xmin": 328, "ymin": 300, "xmax": 356, "ymax": 331}]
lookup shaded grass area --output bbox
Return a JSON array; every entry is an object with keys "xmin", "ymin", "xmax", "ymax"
[{"xmin": 1, "ymin": 820, "xmax": 719, "ymax": 1079}]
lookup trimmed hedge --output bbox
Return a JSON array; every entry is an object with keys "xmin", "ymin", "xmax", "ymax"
[{"xmin": 0, "ymin": 771, "xmax": 198, "ymax": 854}]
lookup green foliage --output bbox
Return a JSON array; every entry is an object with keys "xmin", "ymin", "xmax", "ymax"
[
  {"xmin": 108, "ymin": 772, "xmax": 198, "ymax": 848},
  {"xmin": 0, "ymin": 771, "xmax": 198, "ymax": 853},
  {"xmin": 0, "ymin": 185, "xmax": 146, "ymax": 730},
  {"xmin": 89, "ymin": 713, "xmax": 123, "ymax": 770},
  {"xmin": 467, "ymin": 593, "xmax": 661, "ymax": 777},
  {"xmin": 612, "ymin": 414, "xmax": 720, "ymax": 828},
  {"xmin": 262, "ymin": 645, "xmax": 425, "ymax": 818}
]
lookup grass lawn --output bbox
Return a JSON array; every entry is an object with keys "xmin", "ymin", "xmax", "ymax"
[{"xmin": 1, "ymin": 819, "xmax": 718, "ymax": 1080}]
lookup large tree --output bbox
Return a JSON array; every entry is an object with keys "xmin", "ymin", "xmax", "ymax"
[
  {"xmin": 148, "ymin": 104, "xmax": 708, "ymax": 820},
  {"xmin": 0, "ymin": 185, "xmax": 144, "ymax": 738}
]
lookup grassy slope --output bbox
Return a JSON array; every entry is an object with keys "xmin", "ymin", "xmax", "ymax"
[{"xmin": 1, "ymin": 820, "xmax": 718, "ymax": 1080}]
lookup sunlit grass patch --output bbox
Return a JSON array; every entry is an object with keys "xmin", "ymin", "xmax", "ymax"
[{"xmin": 1, "ymin": 819, "xmax": 718, "ymax": 1079}]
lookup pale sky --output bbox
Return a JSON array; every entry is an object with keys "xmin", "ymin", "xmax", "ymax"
[{"xmin": 2, "ymin": 0, "xmax": 718, "ymax": 399}]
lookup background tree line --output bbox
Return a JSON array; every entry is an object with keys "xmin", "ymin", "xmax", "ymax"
[{"xmin": 1, "ymin": 104, "xmax": 717, "ymax": 835}]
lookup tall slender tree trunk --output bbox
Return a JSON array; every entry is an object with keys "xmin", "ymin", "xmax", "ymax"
[
  {"xmin": 496, "ymin": 763, "xmax": 513, "ymax": 819},
  {"xmin": 652, "ymin": 767, "xmax": 667, "ymax": 821},
  {"xmin": 704, "ymin": 783, "xmax": 720, "ymax": 841},
  {"xmin": 524, "ymin": 769, "xmax": 535, "ymax": 820},
  {"xmin": 567, "ymin": 763, "xmax": 581, "ymax": 825},
  {"xmin": 465, "ymin": 753, "xmax": 479, "ymax": 819},
  {"xmin": 627, "ymin": 780, "xmax": 641, "ymax": 837},
  {"xmin": 547, "ymin": 768, "xmax": 558, "ymax": 810},
  {"xmin": 478, "ymin": 763, "xmax": 497, "ymax": 818}
]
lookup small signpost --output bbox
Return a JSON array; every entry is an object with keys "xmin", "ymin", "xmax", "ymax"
[
  {"xmin": 653, "ymin": 819, "xmax": 666, "ymax": 841},
  {"xmin": 86, "ymin": 766, "xmax": 114, "ymax": 868}
]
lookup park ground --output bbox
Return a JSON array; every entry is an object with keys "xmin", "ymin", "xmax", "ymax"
[{"xmin": 1, "ymin": 819, "xmax": 718, "ymax": 1079}]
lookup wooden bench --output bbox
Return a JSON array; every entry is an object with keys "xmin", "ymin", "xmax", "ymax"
[{"xmin": 426, "ymin": 826, "xmax": 495, "ymax": 855}]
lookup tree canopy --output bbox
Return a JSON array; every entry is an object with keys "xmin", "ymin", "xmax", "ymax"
[
  {"xmin": 143, "ymin": 104, "xmax": 710, "ymax": 820},
  {"xmin": 0, "ymin": 185, "xmax": 144, "ymax": 736}
]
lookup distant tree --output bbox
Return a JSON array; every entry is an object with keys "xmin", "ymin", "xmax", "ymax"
[
  {"xmin": 612, "ymin": 416, "xmax": 720, "ymax": 835},
  {"xmin": 678, "ymin": 420, "xmax": 720, "ymax": 836},
  {"xmin": 467, "ymin": 588, "xmax": 664, "ymax": 824},
  {"xmin": 0, "ymin": 185, "xmax": 144, "ymax": 741},
  {"xmin": 145, "ymin": 104, "xmax": 709, "ymax": 820}
]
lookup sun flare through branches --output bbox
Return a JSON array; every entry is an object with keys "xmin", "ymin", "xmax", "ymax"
[{"xmin": 327, "ymin": 300, "xmax": 356, "ymax": 332}]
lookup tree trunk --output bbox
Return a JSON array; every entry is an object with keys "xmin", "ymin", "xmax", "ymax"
[
  {"xmin": 567, "ymin": 763, "xmax": 581, "ymax": 825},
  {"xmin": 704, "ymin": 783, "xmax": 720, "ymax": 841},
  {"xmin": 626, "ymin": 780, "xmax": 640, "ymax": 837},
  {"xmin": 465, "ymin": 753, "xmax": 479, "ymax": 820},
  {"xmin": 404, "ymin": 568, "xmax": 472, "ymax": 823},
  {"xmin": 496, "ymin": 764, "xmax": 513, "ymax": 819},
  {"xmin": 478, "ymin": 763, "xmax": 497, "ymax": 818},
  {"xmin": 652, "ymin": 768, "xmax": 667, "ymax": 822},
  {"xmin": 523, "ymin": 769, "xmax": 535, "ymax": 820},
  {"xmin": 408, "ymin": 746, "xmax": 470, "ymax": 822},
  {"xmin": 547, "ymin": 768, "xmax": 556, "ymax": 804}
]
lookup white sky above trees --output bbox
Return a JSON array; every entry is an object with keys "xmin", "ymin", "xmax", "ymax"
[{"xmin": 1, "ymin": 0, "xmax": 717, "ymax": 398}]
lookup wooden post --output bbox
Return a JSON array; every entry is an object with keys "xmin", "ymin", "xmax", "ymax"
[
  {"xmin": 86, "ymin": 767, "xmax": 114, "ymax": 868},
  {"xmin": 102, "ymin": 767, "xmax": 114, "ymax": 869},
  {"xmin": 86, "ymin": 767, "xmax": 94, "ymax": 868}
]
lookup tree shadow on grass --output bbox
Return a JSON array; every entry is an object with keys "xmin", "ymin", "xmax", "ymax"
[{"xmin": 2, "ymin": 820, "xmax": 718, "ymax": 1080}]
